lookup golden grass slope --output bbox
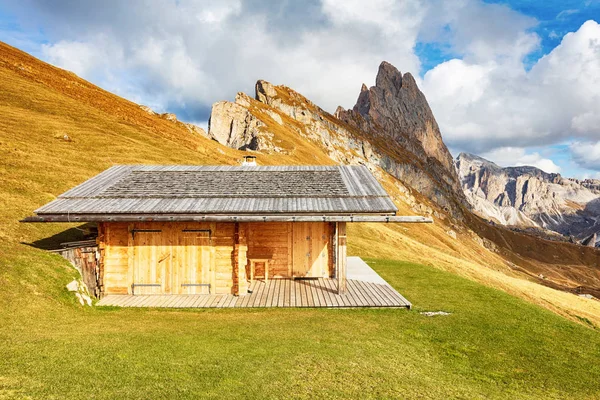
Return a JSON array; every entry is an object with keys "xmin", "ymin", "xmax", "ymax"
[{"xmin": 0, "ymin": 40, "xmax": 598, "ymax": 327}]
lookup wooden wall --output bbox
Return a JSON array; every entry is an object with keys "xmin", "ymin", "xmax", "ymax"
[
  {"xmin": 99, "ymin": 222, "xmax": 129, "ymax": 295},
  {"xmin": 246, "ymin": 222, "xmax": 334, "ymax": 279},
  {"xmin": 99, "ymin": 221, "xmax": 335, "ymax": 296},
  {"xmin": 246, "ymin": 222, "xmax": 292, "ymax": 278}
]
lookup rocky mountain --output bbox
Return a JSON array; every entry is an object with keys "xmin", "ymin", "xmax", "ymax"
[
  {"xmin": 208, "ymin": 61, "xmax": 466, "ymax": 218},
  {"xmin": 456, "ymin": 152, "xmax": 600, "ymax": 245},
  {"xmin": 204, "ymin": 60, "xmax": 600, "ymax": 253}
]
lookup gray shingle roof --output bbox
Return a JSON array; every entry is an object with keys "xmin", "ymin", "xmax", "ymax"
[{"xmin": 34, "ymin": 165, "xmax": 398, "ymax": 216}]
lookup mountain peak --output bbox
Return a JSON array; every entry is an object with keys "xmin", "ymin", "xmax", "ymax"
[
  {"xmin": 456, "ymin": 152, "xmax": 562, "ymax": 180},
  {"xmin": 457, "ymin": 150, "xmax": 600, "ymax": 240},
  {"xmin": 334, "ymin": 61, "xmax": 465, "ymax": 216},
  {"xmin": 344, "ymin": 61, "xmax": 456, "ymax": 174},
  {"xmin": 457, "ymin": 152, "xmax": 498, "ymax": 166},
  {"xmin": 375, "ymin": 61, "xmax": 403, "ymax": 93},
  {"xmin": 255, "ymin": 79, "xmax": 277, "ymax": 104}
]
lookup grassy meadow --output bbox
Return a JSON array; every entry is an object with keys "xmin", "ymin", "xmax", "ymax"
[{"xmin": 1, "ymin": 254, "xmax": 600, "ymax": 399}]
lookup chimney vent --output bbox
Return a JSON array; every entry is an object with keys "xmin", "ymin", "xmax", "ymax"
[{"xmin": 242, "ymin": 155, "xmax": 257, "ymax": 166}]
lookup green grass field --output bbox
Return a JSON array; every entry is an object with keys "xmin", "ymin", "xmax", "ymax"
[{"xmin": 2, "ymin": 248, "xmax": 599, "ymax": 399}]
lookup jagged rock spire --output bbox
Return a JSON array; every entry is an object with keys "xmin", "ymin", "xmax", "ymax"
[{"xmin": 344, "ymin": 61, "xmax": 456, "ymax": 174}]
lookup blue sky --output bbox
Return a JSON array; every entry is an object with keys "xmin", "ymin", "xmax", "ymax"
[
  {"xmin": 0, "ymin": 0, "xmax": 599, "ymax": 178},
  {"xmin": 415, "ymin": 0, "xmax": 599, "ymax": 73}
]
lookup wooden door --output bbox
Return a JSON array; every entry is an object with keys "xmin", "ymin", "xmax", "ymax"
[
  {"xmin": 310, "ymin": 223, "xmax": 329, "ymax": 276},
  {"xmin": 132, "ymin": 228, "xmax": 172, "ymax": 295},
  {"xmin": 175, "ymin": 230, "xmax": 213, "ymax": 294},
  {"xmin": 292, "ymin": 223, "xmax": 329, "ymax": 278}
]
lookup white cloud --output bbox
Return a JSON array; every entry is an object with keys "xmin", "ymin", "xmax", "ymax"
[
  {"xmin": 481, "ymin": 147, "xmax": 562, "ymax": 173},
  {"xmin": 7, "ymin": 1, "xmax": 600, "ymax": 176},
  {"xmin": 419, "ymin": 0, "xmax": 539, "ymax": 64},
  {"xmin": 570, "ymin": 141, "xmax": 600, "ymax": 170},
  {"xmin": 42, "ymin": 38, "xmax": 119, "ymax": 77},
  {"xmin": 32, "ymin": 0, "xmax": 425, "ymax": 117},
  {"xmin": 572, "ymin": 111, "xmax": 600, "ymax": 134},
  {"xmin": 423, "ymin": 19, "xmax": 600, "ymax": 161}
]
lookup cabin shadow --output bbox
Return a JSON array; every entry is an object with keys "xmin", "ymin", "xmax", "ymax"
[
  {"xmin": 295, "ymin": 278, "xmax": 337, "ymax": 294},
  {"xmin": 23, "ymin": 223, "xmax": 97, "ymax": 251}
]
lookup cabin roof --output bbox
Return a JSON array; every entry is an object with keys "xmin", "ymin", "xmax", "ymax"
[{"xmin": 32, "ymin": 165, "xmax": 399, "ymax": 217}]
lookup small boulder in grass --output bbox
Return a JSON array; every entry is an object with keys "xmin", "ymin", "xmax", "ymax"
[
  {"xmin": 53, "ymin": 132, "xmax": 72, "ymax": 142},
  {"xmin": 66, "ymin": 279, "xmax": 92, "ymax": 306},
  {"xmin": 66, "ymin": 279, "xmax": 79, "ymax": 292},
  {"xmin": 420, "ymin": 311, "xmax": 451, "ymax": 317}
]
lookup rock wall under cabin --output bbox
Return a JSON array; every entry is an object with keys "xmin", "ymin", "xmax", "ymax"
[
  {"xmin": 97, "ymin": 221, "xmax": 335, "ymax": 296},
  {"xmin": 57, "ymin": 243, "xmax": 100, "ymax": 297}
]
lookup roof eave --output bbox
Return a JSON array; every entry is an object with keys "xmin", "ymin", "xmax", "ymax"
[{"xmin": 21, "ymin": 214, "xmax": 432, "ymax": 224}]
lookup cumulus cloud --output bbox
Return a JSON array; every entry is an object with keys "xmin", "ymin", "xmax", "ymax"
[
  {"xmin": 481, "ymin": 147, "xmax": 562, "ymax": 174},
  {"xmin": 570, "ymin": 141, "xmax": 600, "ymax": 170},
  {"xmin": 2, "ymin": 0, "xmax": 600, "ymax": 176},
  {"xmin": 419, "ymin": 0, "xmax": 539, "ymax": 64},
  {"xmin": 423, "ymin": 19, "xmax": 600, "ymax": 161},
  {"xmin": 20, "ymin": 0, "xmax": 425, "ymax": 118}
]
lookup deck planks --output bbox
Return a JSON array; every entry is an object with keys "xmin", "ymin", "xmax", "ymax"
[{"xmin": 96, "ymin": 279, "xmax": 411, "ymax": 309}]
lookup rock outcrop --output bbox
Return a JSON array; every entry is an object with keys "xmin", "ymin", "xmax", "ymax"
[
  {"xmin": 456, "ymin": 152, "xmax": 600, "ymax": 243},
  {"xmin": 207, "ymin": 95, "xmax": 284, "ymax": 151},
  {"xmin": 336, "ymin": 62, "xmax": 466, "ymax": 217},
  {"xmin": 338, "ymin": 62, "xmax": 454, "ymax": 172},
  {"xmin": 581, "ymin": 233, "xmax": 598, "ymax": 247}
]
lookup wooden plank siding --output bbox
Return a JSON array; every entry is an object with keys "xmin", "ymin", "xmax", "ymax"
[
  {"xmin": 100, "ymin": 221, "xmax": 336, "ymax": 297},
  {"xmin": 246, "ymin": 222, "xmax": 291, "ymax": 279}
]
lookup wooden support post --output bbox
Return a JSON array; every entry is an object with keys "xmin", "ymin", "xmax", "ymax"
[
  {"xmin": 96, "ymin": 222, "xmax": 106, "ymax": 298},
  {"xmin": 287, "ymin": 222, "xmax": 293, "ymax": 278},
  {"xmin": 238, "ymin": 224, "xmax": 249, "ymax": 295},
  {"xmin": 337, "ymin": 222, "xmax": 347, "ymax": 294},
  {"xmin": 209, "ymin": 222, "xmax": 216, "ymax": 294},
  {"xmin": 127, "ymin": 223, "xmax": 134, "ymax": 295}
]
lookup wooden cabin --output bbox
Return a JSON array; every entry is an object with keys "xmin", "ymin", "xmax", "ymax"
[{"xmin": 24, "ymin": 163, "xmax": 431, "ymax": 297}]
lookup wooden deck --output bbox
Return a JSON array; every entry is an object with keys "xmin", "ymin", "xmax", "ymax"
[{"xmin": 96, "ymin": 278, "xmax": 411, "ymax": 309}]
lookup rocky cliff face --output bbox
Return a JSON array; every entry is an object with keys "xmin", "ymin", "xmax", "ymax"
[
  {"xmin": 207, "ymin": 61, "xmax": 466, "ymax": 218},
  {"xmin": 336, "ymin": 62, "xmax": 465, "ymax": 216},
  {"xmin": 456, "ymin": 152, "xmax": 600, "ymax": 245},
  {"xmin": 336, "ymin": 62, "xmax": 455, "ymax": 173}
]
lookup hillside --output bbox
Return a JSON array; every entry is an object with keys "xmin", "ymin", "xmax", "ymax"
[
  {"xmin": 2, "ymin": 39, "xmax": 600, "ymax": 398},
  {"xmin": 1, "ymin": 39, "xmax": 599, "ymax": 318}
]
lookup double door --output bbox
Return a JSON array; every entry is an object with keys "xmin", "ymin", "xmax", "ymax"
[{"xmin": 131, "ymin": 226, "xmax": 213, "ymax": 295}]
